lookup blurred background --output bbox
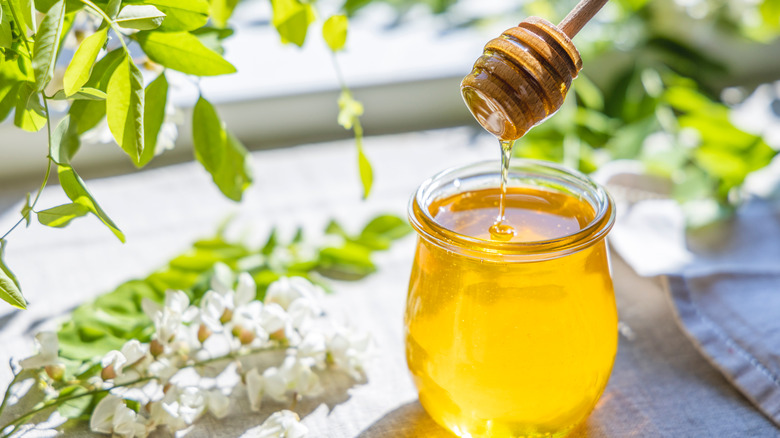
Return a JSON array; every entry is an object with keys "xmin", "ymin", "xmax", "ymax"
[{"xmin": 1, "ymin": 0, "xmax": 779, "ymax": 226}]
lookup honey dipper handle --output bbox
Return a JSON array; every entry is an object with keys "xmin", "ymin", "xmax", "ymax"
[{"xmin": 558, "ymin": 0, "xmax": 609, "ymax": 38}]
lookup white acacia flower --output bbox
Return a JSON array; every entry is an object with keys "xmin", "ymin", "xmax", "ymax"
[
  {"xmin": 255, "ymin": 410, "xmax": 308, "ymax": 438},
  {"xmin": 235, "ymin": 272, "xmax": 257, "ymax": 307},
  {"xmin": 210, "ymin": 263, "xmax": 235, "ymax": 295},
  {"xmin": 261, "ymin": 355, "xmax": 322, "ymax": 402},
  {"xmin": 199, "ymin": 290, "xmax": 227, "ymax": 331},
  {"xmin": 260, "ymin": 303, "xmax": 289, "ymax": 335},
  {"xmin": 147, "ymin": 358, "xmax": 178, "ymax": 383},
  {"xmin": 327, "ymin": 328, "xmax": 371, "ymax": 380},
  {"xmin": 231, "ymin": 301, "xmax": 270, "ymax": 346},
  {"xmin": 265, "ymin": 277, "xmax": 323, "ymax": 311},
  {"xmin": 90, "ymin": 395, "xmax": 147, "ymax": 438},
  {"xmin": 20, "ymin": 332, "xmax": 61, "ymax": 369},
  {"xmin": 121, "ymin": 340, "xmax": 148, "ymax": 366},
  {"xmin": 101, "ymin": 350, "xmax": 127, "ymax": 378},
  {"xmin": 165, "ymin": 290, "xmax": 198, "ymax": 322},
  {"xmin": 175, "ymin": 386, "xmax": 207, "ymax": 425}
]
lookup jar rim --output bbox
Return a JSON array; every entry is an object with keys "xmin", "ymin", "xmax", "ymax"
[{"xmin": 408, "ymin": 159, "xmax": 616, "ymax": 261}]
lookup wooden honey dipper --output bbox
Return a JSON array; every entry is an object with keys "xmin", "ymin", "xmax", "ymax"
[{"xmin": 461, "ymin": 0, "xmax": 609, "ymax": 140}]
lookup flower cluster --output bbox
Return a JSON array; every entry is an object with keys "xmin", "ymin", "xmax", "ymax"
[{"xmin": 13, "ymin": 268, "xmax": 370, "ymax": 437}]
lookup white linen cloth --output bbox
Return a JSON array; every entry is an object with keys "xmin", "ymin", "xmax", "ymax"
[{"xmin": 0, "ymin": 128, "xmax": 777, "ymax": 436}]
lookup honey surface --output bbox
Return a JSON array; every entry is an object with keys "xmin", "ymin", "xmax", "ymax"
[{"xmin": 405, "ymin": 187, "xmax": 617, "ymax": 437}]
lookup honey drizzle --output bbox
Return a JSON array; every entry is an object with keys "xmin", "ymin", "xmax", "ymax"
[{"xmin": 489, "ymin": 140, "xmax": 516, "ymax": 240}]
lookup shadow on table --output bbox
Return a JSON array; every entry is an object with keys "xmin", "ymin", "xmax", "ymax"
[{"xmin": 356, "ymin": 393, "xmax": 660, "ymax": 438}]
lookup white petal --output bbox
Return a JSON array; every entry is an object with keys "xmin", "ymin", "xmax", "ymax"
[
  {"xmin": 235, "ymin": 273, "xmax": 257, "ymax": 307},
  {"xmin": 260, "ymin": 303, "xmax": 289, "ymax": 334},
  {"xmin": 37, "ymin": 332, "xmax": 59, "ymax": 356},
  {"xmin": 121, "ymin": 340, "xmax": 147, "ymax": 365},
  {"xmin": 210, "ymin": 263, "xmax": 234, "ymax": 295},
  {"xmin": 90, "ymin": 394, "xmax": 123, "ymax": 434},
  {"xmin": 246, "ymin": 368, "xmax": 264, "ymax": 411},
  {"xmin": 165, "ymin": 290, "xmax": 191, "ymax": 314},
  {"xmin": 256, "ymin": 410, "xmax": 307, "ymax": 438},
  {"xmin": 102, "ymin": 350, "xmax": 128, "ymax": 374},
  {"xmin": 207, "ymin": 389, "xmax": 230, "ymax": 419},
  {"xmin": 19, "ymin": 332, "xmax": 60, "ymax": 369},
  {"xmin": 262, "ymin": 366, "xmax": 288, "ymax": 402},
  {"xmin": 141, "ymin": 298, "xmax": 162, "ymax": 321}
]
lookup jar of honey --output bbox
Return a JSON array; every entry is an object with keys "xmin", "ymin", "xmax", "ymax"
[{"xmin": 405, "ymin": 159, "xmax": 617, "ymax": 437}]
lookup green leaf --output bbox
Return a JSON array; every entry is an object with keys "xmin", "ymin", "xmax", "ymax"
[
  {"xmin": 14, "ymin": 81, "xmax": 46, "ymax": 132},
  {"xmin": 0, "ymin": 240, "xmax": 26, "ymax": 309},
  {"xmin": 50, "ymin": 115, "xmax": 81, "ymax": 164},
  {"xmin": 214, "ymin": 131, "xmax": 252, "ymax": 202},
  {"xmin": 572, "ymin": 73, "xmax": 604, "ymax": 110},
  {"xmin": 57, "ymin": 165, "xmax": 125, "ymax": 242},
  {"xmin": 20, "ymin": 193, "xmax": 32, "ymax": 227},
  {"xmin": 357, "ymin": 142, "xmax": 372, "ymax": 199},
  {"xmin": 0, "ymin": 3, "xmax": 12, "ymax": 49},
  {"xmin": 134, "ymin": 31, "xmax": 236, "ymax": 76},
  {"xmin": 13, "ymin": 0, "xmax": 36, "ymax": 34},
  {"xmin": 68, "ymin": 49, "xmax": 125, "ymax": 134},
  {"xmin": 138, "ymin": 72, "xmax": 168, "ymax": 168},
  {"xmin": 191, "ymin": 96, "xmax": 252, "ymax": 201},
  {"xmin": 323, "ymin": 15, "xmax": 348, "ymax": 52},
  {"xmin": 131, "ymin": 0, "xmax": 209, "ymax": 31},
  {"xmin": 106, "ymin": 54, "xmax": 145, "ymax": 163},
  {"xmin": 63, "ymin": 27, "xmax": 108, "ymax": 96},
  {"xmin": 361, "ymin": 215, "xmax": 412, "ymax": 240},
  {"xmin": 210, "ymin": 0, "xmax": 239, "ymax": 28},
  {"xmin": 0, "ymin": 57, "xmax": 30, "ymax": 122},
  {"xmin": 192, "ymin": 96, "xmax": 224, "ymax": 174},
  {"xmin": 32, "ymin": 0, "xmax": 66, "ymax": 91},
  {"xmin": 57, "ymin": 385, "xmax": 92, "ymax": 419},
  {"xmin": 37, "ymin": 201, "xmax": 91, "ymax": 227},
  {"xmin": 192, "ymin": 26, "xmax": 234, "ymax": 54},
  {"xmin": 50, "ymin": 87, "xmax": 107, "ymax": 100},
  {"xmin": 271, "ymin": 0, "xmax": 314, "ymax": 47},
  {"xmin": 261, "ymin": 228, "xmax": 277, "ymax": 256},
  {"xmin": 115, "ymin": 5, "xmax": 166, "ymax": 30}
]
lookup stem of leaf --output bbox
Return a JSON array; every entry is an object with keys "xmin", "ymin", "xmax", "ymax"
[
  {"xmin": 79, "ymin": 0, "xmax": 129, "ymax": 54},
  {"xmin": 0, "ymin": 99, "xmax": 54, "ymax": 241},
  {"xmin": 0, "ymin": 376, "xmax": 156, "ymax": 437},
  {"xmin": 0, "ymin": 371, "xmax": 22, "ymax": 420}
]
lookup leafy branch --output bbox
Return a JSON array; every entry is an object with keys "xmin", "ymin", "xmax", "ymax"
[{"xmin": 0, "ymin": 0, "xmax": 374, "ymax": 310}]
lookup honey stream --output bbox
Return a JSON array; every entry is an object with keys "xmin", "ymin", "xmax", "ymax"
[{"xmin": 488, "ymin": 140, "xmax": 517, "ymax": 240}]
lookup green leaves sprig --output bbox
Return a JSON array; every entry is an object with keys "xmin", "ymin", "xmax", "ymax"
[
  {"xmin": 0, "ymin": 0, "xmax": 371, "ymax": 310},
  {"xmin": 56, "ymin": 214, "xmax": 411, "ymax": 361}
]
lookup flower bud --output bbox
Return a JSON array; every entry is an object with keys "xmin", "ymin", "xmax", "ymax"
[
  {"xmin": 198, "ymin": 324, "xmax": 212, "ymax": 343},
  {"xmin": 270, "ymin": 329, "xmax": 286, "ymax": 342},
  {"xmin": 45, "ymin": 364, "xmax": 65, "ymax": 381},
  {"xmin": 101, "ymin": 364, "xmax": 116, "ymax": 380},
  {"xmin": 220, "ymin": 308, "xmax": 233, "ymax": 324},
  {"xmin": 150, "ymin": 339, "xmax": 164, "ymax": 357},
  {"xmin": 239, "ymin": 328, "xmax": 255, "ymax": 345}
]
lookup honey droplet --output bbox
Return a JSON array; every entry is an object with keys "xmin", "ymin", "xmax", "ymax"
[{"xmin": 489, "ymin": 222, "xmax": 516, "ymax": 241}]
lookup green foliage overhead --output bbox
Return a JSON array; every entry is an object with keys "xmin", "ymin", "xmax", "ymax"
[{"xmin": 0, "ymin": 0, "xmax": 370, "ymax": 310}]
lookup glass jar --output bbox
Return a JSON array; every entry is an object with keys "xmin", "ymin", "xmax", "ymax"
[{"xmin": 405, "ymin": 159, "xmax": 617, "ymax": 438}]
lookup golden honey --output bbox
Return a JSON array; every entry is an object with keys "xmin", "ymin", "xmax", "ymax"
[{"xmin": 406, "ymin": 160, "xmax": 616, "ymax": 437}]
